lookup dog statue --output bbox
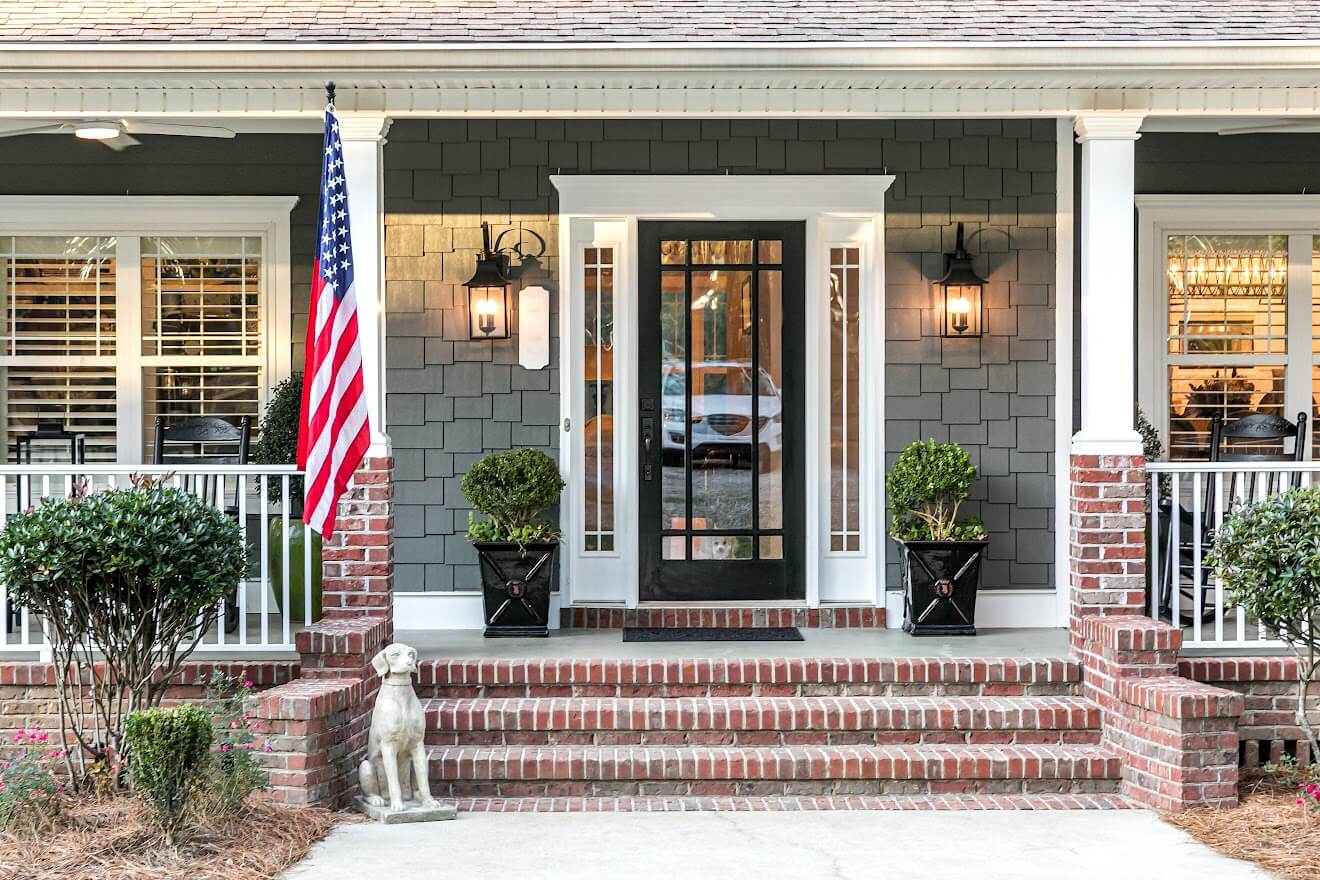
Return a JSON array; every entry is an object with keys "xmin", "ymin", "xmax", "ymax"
[{"xmin": 359, "ymin": 643, "xmax": 440, "ymax": 813}]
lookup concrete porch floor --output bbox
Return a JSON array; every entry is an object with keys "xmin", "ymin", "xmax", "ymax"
[{"xmin": 398, "ymin": 627, "xmax": 1071, "ymax": 660}]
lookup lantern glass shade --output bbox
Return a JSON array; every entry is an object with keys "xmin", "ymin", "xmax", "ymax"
[
  {"xmin": 943, "ymin": 282, "xmax": 982, "ymax": 337},
  {"xmin": 467, "ymin": 283, "xmax": 510, "ymax": 339}
]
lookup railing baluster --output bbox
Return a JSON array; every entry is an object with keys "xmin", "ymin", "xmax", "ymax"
[
  {"xmin": 260, "ymin": 475, "xmax": 270, "ymax": 647},
  {"xmin": 1191, "ymin": 471, "xmax": 1202, "ymax": 646},
  {"xmin": 1213, "ymin": 471, "xmax": 1224, "ymax": 644},
  {"xmin": 281, "ymin": 475, "xmax": 291, "ymax": 647},
  {"xmin": 238, "ymin": 473, "xmax": 248, "ymax": 647},
  {"xmin": 1170, "ymin": 471, "xmax": 1180, "ymax": 636},
  {"xmin": 303, "ymin": 503, "xmax": 312, "ymax": 629},
  {"xmin": 1149, "ymin": 470, "xmax": 1159, "ymax": 622}
]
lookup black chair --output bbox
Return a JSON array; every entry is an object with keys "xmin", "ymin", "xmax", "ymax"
[
  {"xmin": 1158, "ymin": 410, "xmax": 1307, "ymax": 624},
  {"xmin": 152, "ymin": 415, "xmax": 252, "ymax": 633}
]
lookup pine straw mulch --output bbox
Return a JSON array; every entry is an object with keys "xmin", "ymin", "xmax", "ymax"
[
  {"xmin": 1166, "ymin": 771, "xmax": 1320, "ymax": 880},
  {"xmin": 0, "ymin": 796, "xmax": 351, "ymax": 880}
]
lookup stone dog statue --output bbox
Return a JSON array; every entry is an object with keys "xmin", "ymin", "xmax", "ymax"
[{"xmin": 359, "ymin": 643, "xmax": 441, "ymax": 813}]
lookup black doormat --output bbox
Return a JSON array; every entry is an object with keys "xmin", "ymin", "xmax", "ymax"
[{"xmin": 622, "ymin": 626, "xmax": 804, "ymax": 642}]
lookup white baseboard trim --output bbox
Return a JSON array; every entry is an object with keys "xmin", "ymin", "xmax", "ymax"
[
  {"xmin": 885, "ymin": 589, "xmax": 1060, "ymax": 630},
  {"xmin": 396, "ymin": 591, "xmax": 562, "ymax": 630}
]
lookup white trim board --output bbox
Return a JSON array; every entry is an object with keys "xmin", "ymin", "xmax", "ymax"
[
  {"xmin": 552, "ymin": 175, "xmax": 894, "ymax": 619},
  {"xmin": 396, "ymin": 591, "xmax": 561, "ymax": 631}
]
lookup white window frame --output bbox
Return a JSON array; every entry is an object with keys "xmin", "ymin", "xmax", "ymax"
[
  {"xmin": 552, "ymin": 175, "xmax": 892, "ymax": 610},
  {"xmin": 0, "ymin": 196, "xmax": 297, "ymax": 462}
]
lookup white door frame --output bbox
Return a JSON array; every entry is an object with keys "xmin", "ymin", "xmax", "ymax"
[{"xmin": 551, "ymin": 175, "xmax": 894, "ymax": 610}]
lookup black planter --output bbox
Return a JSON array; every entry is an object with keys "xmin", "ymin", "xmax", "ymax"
[
  {"xmin": 896, "ymin": 539, "xmax": 989, "ymax": 636},
  {"xmin": 474, "ymin": 541, "xmax": 557, "ymax": 638}
]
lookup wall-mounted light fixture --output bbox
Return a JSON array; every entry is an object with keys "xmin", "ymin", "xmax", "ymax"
[
  {"xmin": 463, "ymin": 222, "xmax": 553, "ymax": 350},
  {"xmin": 936, "ymin": 222, "xmax": 986, "ymax": 338}
]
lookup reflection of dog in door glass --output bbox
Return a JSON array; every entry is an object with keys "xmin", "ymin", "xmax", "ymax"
[{"xmin": 695, "ymin": 535, "xmax": 734, "ymax": 559}]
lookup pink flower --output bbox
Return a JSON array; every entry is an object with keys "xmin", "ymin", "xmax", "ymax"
[
  {"xmin": 219, "ymin": 743, "xmax": 231, "ymax": 753},
  {"xmin": 244, "ymin": 680, "xmax": 254, "ymax": 689},
  {"xmin": 263, "ymin": 743, "xmax": 273, "ymax": 752}
]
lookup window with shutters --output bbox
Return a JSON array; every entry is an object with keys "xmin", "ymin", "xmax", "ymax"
[{"xmin": 0, "ymin": 198, "xmax": 294, "ymax": 462}]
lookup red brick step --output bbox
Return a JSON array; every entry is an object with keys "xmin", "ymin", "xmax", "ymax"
[
  {"xmin": 424, "ymin": 695, "xmax": 1102, "ymax": 747},
  {"xmin": 445, "ymin": 793, "xmax": 1135, "ymax": 812}
]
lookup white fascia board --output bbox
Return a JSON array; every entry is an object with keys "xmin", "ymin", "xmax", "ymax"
[{"xmin": 553, "ymin": 175, "xmax": 895, "ymax": 217}]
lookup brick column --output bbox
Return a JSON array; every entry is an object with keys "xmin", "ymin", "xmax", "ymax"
[
  {"xmin": 321, "ymin": 455, "xmax": 394, "ymax": 623},
  {"xmin": 1069, "ymin": 452, "xmax": 1147, "ymax": 649},
  {"xmin": 1078, "ymin": 616, "xmax": 1243, "ymax": 811}
]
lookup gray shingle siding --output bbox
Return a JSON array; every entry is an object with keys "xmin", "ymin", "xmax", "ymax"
[{"xmin": 384, "ymin": 117, "xmax": 1057, "ymax": 593}]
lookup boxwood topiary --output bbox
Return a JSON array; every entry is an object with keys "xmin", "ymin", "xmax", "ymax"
[
  {"xmin": 0, "ymin": 477, "xmax": 246, "ymax": 786},
  {"xmin": 251, "ymin": 373, "xmax": 304, "ymax": 507},
  {"xmin": 887, "ymin": 439, "xmax": 987, "ymax": 542},
  {"xmin": 460, "ymin": 448, "xmax": 565, "ymax": 543},
  {"xmin": 1207, "ymin": 486, "xmax": 1320, "ymax": 759},
  {"xmin": 125, "ymin": 705, "xmax": 214, "ymax": 843}
]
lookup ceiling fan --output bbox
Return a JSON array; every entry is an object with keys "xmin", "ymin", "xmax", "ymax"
[
  {"xmin": 0, "ymin": 118, "xmax": 237, "ymax": 150},
  {"xmin": 1217, "ymin": 119, "xmax": 1320, "ymax": 136}
]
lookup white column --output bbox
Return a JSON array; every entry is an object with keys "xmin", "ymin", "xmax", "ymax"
[
  {"xmin": 339, "ymin": 113, "xmax": 392, "ymax": 456},
  {"xmin": 1074, "ymin": 113, "xmax": 1145, "ymax": 453}
]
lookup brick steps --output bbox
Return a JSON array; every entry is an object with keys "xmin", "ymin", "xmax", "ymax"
[
  {"xmin": 418, "ymin": 657, "xmax": 1082, "ymax": 699},
  {"xmin": 444, "ymin": 793, "xmax": 1135, "ymax": 812},
  {"xmin": 424, "ymin": 695, "xmax": 1102, "ymax": 746},
  {"xmin": 428, "ymin": 743, "xmax": 1122, "ymax": 797}
]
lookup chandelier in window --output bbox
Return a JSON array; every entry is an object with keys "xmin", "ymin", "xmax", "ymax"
[{"xmin": 1167, "ymin": 251, "xmax": 1288, "ymax": 298}]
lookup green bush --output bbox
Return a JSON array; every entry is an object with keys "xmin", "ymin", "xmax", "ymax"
[
  {"xmin": 252, "ymin": 373, "xmax": 304, "ymax": 507},
  {"xmin": 887, "ymin": 440, "xmax": 986, "ymax": 542},
  {"xmin": 1207, "ymin": 486, "xmax": 1320, "ymax": 759},
  {"xmin": 461, "ymin": 449, "xmax": 564, "ymax": 542},
  {"xmin": 125, "ymin": 705, "xmax": 213, "ymax": 843},
  {"xmin": 0, "ymin": 477, "xmax": 246, "ymax": 784}
]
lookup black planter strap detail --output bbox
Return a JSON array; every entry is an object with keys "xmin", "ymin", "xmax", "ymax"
[{"xmin": 478, "ymin": 546, "xmax": 553, "ymax": 626}]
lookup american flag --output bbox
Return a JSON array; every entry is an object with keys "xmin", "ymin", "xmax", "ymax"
[{"xmin": 297, "ymin": 97, "xmax": 370, "ymax": 539}]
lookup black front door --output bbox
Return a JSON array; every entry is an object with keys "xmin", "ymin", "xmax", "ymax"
[{"xmin": 638, "ymin": 221, "xmax": 805, "ymax": 601}]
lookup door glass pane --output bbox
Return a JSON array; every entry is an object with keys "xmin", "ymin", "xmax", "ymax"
[
  {"xmin": 1167, "ymin": 234, "xmax": 1287, "ymax": 356},
  {"xmin": 693, "ymin": 535, "xmax": 753, "ymax": 560},
  {"xmin": 690, "ymin": 270, "xmax": 754, "ymax": 531},
  {"xmin": 690, "ymin": 240, "xmax": 753, "ymax": 265},
  {"xmin": 660, "ymin": 270, "xmax": 687, "ymax": 559},
  {"xmin": 829, "ymin": 247, "xmax": 862, "ymax": 552},
  {"xmin": 661, "ymin": 240, "xmax": 687, "ymax": 264},
  {"xmin": 757, "ymin": 269, "xmax": 784, "ymax": 531},
  {"xmin": 583, "ymin": 247, "xmax": 615, "ymax": 552},
  {"xmin": 1, "ymin": 236, "xmax": 117, "ymax": 356},
  {"xmin": 759, "ymin": 536, "xmax": 784, "ymax": 560},
  {"xmin": 758, "ymin": 240, "xmax": 783, "ymax": 264},
  {"xmin": 1168, "ymin": 364, "xmax": 1285, "ymax": 460}
]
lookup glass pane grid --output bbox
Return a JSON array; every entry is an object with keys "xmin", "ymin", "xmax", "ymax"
[
  {"xmin": 142, "ymin": 236, "xmax": 262, "ymax": 358},
  {"xmin": 4, "ymin": 365, "xmax": 117, "ymax": 461},
  {"xmin": 583, "ymin": 246, "xmax": 615, "ymax": 553},
  {"xmin": 660, "ymin": 237, "xmax": 783, "ymax": 561},
  {"xmin": 144, "ymin": 365, "xmax": 260, "ymax": 459},
  {"xmin": 1167, "ymin": 234, "xmax": 1287, "ymax": 356},
  {"xmin": 1168, "ymin": 364, "xmax": 1285, "ymax": 460},
  {"xmin": 1, "ymin": 236, "xmax": 116, "ymax": 357},
  {"xmin": 828, "ymin": 246, "xmax": 862, "ymax": 553}
]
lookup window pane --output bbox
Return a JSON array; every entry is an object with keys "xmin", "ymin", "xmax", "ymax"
[
  {"xmin": 829, "ymin": 247, "xmax": 862, "ymax": 552},
  {"xmin": 142, "ymin": 236, "xmax": 261, "ymax": 357},
  {"xmin": 1168, "ymin": 364, "xmax": 1284, "ymax": 460},
  {"xmin": 144, "ymin": 365, "xmax": 260, "ymax": 459},
  {"xmin": 0, "ymin": 236, "xmax": 116, "ymax": 356},
  {"xmin": 1167, "ymin": 234, "xmax": 1287, "ymax": 355},
  {"xmin": 3, "ymin": 365, "xmax": 116, "ymax": 461},
  {"xmin": 583, "ymin": 247, "xmax": 614, "ymax": 552},
  {"xmin": 689, "ymin": 240, "xmax": 753, "ymax": 265}
]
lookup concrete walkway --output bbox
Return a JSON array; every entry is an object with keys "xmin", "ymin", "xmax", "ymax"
[{"xmin": 284, "ymin": 810, "xmax": 1272, "ymax": 880}]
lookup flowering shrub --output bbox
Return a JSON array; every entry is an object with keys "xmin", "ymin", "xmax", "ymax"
[
  {"xmin": 0, "ymin": 724, "xmax": 66, "ymax": 834},
  {"xmin": 200, "ymin": 672, "xmax": 271, "ymax": 815},
  {"xmin": 1299, "ymin": 781, "xmax": 1320, "ymax": 814}
]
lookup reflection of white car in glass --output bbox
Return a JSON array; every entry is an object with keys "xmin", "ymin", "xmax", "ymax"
[{"xmin": 661, "ymin": 360, "xmax": 782, "ymax": 468}]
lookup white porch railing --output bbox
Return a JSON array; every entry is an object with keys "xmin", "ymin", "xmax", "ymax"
[
  {"xmin": 1146, "ymin": 461, "xmax": 1316, "ymax": 651},
  {"xmin": 0, "ymin": 463, "xmax": 311, "ymax": 656}
]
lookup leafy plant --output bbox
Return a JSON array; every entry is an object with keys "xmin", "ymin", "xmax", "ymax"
[
  {"xmin": 1135, "ymin": 404, "xmax": 1164, "ymax": 462},
  {"xmin": 125, "ymin": 705, "xmax": 214, "ymax": 844},
  {"xmin": 0, "ymin": 724, "xmax": 66, "ymax": 835},
  {"xmin": 887, "ymin": 440, "xmax": 986, "ymax": 542},
  {"xmin": 461, "ymin": 449, "xmax": 564, "ymax": 542},
  {"xmin": 252, "ymin": 373, "xmax": 304, "ymax": 508},
  {"xmin": 199, "ymin": 671, "xmax": 270, "ymax": 815},
  {"xmin": 1207, "ymin": 486, "xmax": 1320, "ymax": 760},
  {"xmin": 0, "ymin": 476, "xmax": 246, "ymax": 787}
]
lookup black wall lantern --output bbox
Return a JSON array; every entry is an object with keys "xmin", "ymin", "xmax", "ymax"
[
  {"xmin": 937, "ymin": 222, "xmax": 986, "ymax": 338},
  {"xmin": 463, "ymin": 221, "xmax": 552, "ymax": 341}
]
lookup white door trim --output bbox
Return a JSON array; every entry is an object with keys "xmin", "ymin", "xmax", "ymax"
[{"xmin": 552, "ymin": 175, "xmax": 894, "ymax": 610}]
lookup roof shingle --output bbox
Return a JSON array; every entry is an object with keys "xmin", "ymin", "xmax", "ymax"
[{"xmin": 2, "ymin": 1, "xmax": 1319, "ymax": 44}]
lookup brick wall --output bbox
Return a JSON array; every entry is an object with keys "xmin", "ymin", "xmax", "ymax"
[
  {"xmin": 1181, "ymin": 657, "xmax": 1320, "ymax": 767},
  {"xmin": 383, "ymin": 117, "xmax": 1057, "ymax": 592}
]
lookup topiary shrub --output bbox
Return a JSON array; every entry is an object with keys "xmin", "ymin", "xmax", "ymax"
[
  {"xmin": 252, "ymin": 373, "xmax": 304, "ymax": 507},
  {"xmin": 0, "ymin": 476, "xmax": 246, "ymax": 787},
  {"xmin": 1207, "ymin": 486, "xmax": 1320, "ymax": 759},
  {"xmin": 124, "ymin": 705, "xmax": 213, "ymax": 843},
  {"xmin": 461, "ymin": 448, "xmax": 565, "ymax": 542},
  {"xmin": 887, "ymin": 439, "xmax": 986, "ymax": 542}
]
